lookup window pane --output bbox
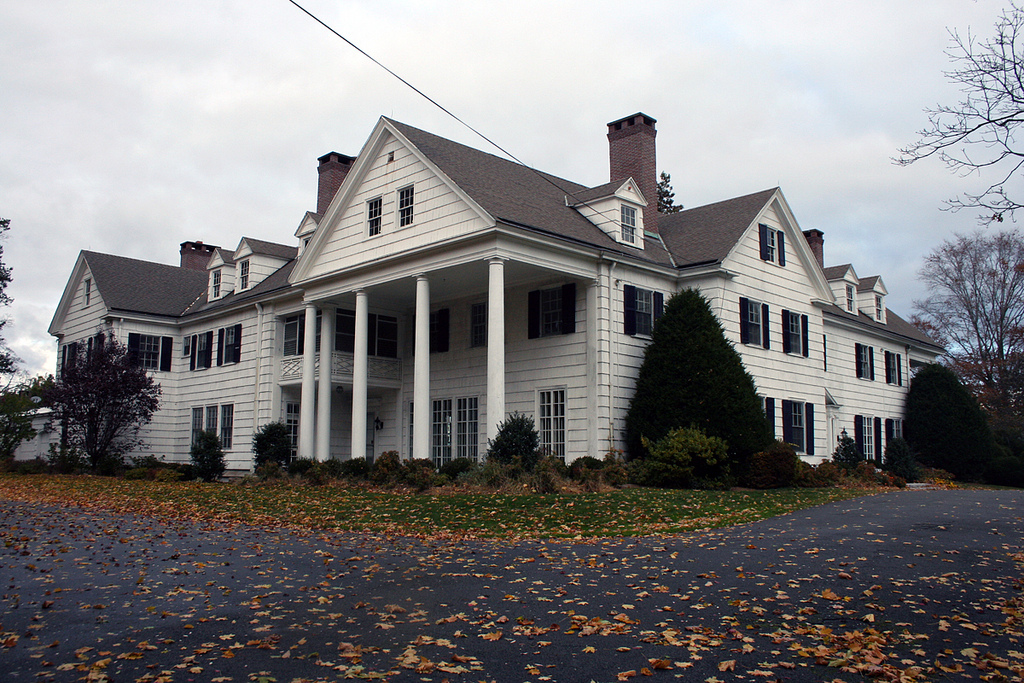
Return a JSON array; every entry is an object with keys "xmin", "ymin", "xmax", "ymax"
[
  {"xmin": 376, "ymin": 316, "xmax": 398, "ymax": 357},
  {"xmin": 540, "ymin": 287, "xmax": 562, "ymax": 336},
  {"xmin": 367, "ymin": 197, "xmax": 382, "ymax": 236},
  {"xmin": 220, "ymin": 404, "xmax": 234, "ymax": 449},
  {"xmin": 205, "ymin": 406, "xmax": 218, "ymax": 433},
  {"xmin": 398, "ymin": 186, "xmax": 414, "ymax": 227},
  {"xmin": 539, "ymin": 389, "xmax": 566, "ymax": 459},
  {"xmin": 432, "ymin": 399, "xmax": 452, "ymax": 467},
  {"xmin": 336, "ymin": 309, "xmax": 355, "ymax": 353},
  {"xmin": 456, "ymin": 397, "xmax": 479, "ymax": 460},
  {"xmin": 635, "ymin": 289, "xmax": 653, "ymax": 336},
  {"xmin": 470, "ymin": 303, "xmax": 487, "ymax": 348}
]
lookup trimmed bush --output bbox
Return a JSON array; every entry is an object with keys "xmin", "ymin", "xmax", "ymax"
[
  {"xmin": 744, "ymin": 441, "xmax": 798, "ymax": 489},
  {"xmin": 289, "ymin": 457, "xmax": 315, "ymax": 476},
  {"xmin": 153, "ymin": 468, "xmax": 183, "ymax": 482},
  {"xmin": 793, "ymin": 460, "xmax": 841, "ymax": 488},
  {"xmin": 439, "ymin": 457, "xmax": 476, "ymax": 481},
  {"xmin": 404, "ymin": 458, "xmax": 439, "ymax": 490},
  {"xmin": 190, "ymin": 430, "xmax": 225, "ymax": 482},
  {"xmin": 486, "ymin": 413, "xmax": 540, "ymax": 473},
  {"xmin": 626, "ymin": 289, "xmax": 773, "ymax": 463},
  {"xmin": 638, "ymin": 427, "xmax": 730, "ymax": 489},
  {"xmin": 905, "ymin": 363, "xmax": 997, "ymax": 482},
  {"xmin": 832, "ymin": 433, "xmax": 863, "ymax": 472},
  {"xmin": 883, "ymin": 437, "xmax": 920, "ymax": 483},
  {"xmin": 252, "ymin": 422, "xmax": 293, "ymax": 469},
  {"xmin": 371, "ymin": 450, "xmax": 404, "ymax": 485},
  {"xmin": 569, "ymin": 456, "xmax": 604, "ymax": 480},
  {"xmin": 340, "ymin": 458, "xmax": 371, "ymax": 480}
]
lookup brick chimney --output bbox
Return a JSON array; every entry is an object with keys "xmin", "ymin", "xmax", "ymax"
[
  {"xmin": 608, "ymin": 113, "xmax": 658, "ymax": 234},
  {"xmin": 803, "ymin": 229, "xmax": 824, "ymax": 268},
  {"xmin": 179, "ymin": 241, "xmax": 218, "ymax": 271},
  {"xmin": 317, "ymin": 151, "xmax": 356, "ymax": 215}
]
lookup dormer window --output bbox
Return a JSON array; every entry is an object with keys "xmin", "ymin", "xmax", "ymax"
[
  {"xmin": 846, "ymin": 285, "xmax": 855, "ymax": 312},
  {"xmin": 875, "ymin": 295, "xmax": 884, "ymax": 322},
  {"xmin": 621, "ymin": 205, "xmax": 637, "ymax": 244},
  {"xmin": 212, "ymin": 270, "xmax": 221, "ymax": 298},
  {"xmin": 239, "ymin": 260, "xmax": 249, "ymax": 290}
]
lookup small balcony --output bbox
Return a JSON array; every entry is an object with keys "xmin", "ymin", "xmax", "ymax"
[{"xmin": 279, "ymin": 352, "xmax": 402, "ymax": 387}]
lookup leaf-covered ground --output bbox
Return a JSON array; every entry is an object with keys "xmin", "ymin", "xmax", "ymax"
[
  {"xmin": 0, "ymin": 481, "xmax": 1021, "ymax": 682},
  {"xmin": 0, "ymin": 476, "xmax": 867, "ymax": 538}
]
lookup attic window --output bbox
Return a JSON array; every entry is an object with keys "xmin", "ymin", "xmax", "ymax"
[
  {"xmin": 212, "ymin": 270, "xmax": 222, "ymax": 298},
  {"xmin": 846, "ymin": 285, "xmax": 854, "ymax": 312},
  {"xmin": 621, "ymin": 205, "xmax": 637, "ymax": 244},
  {"xmin": 398, "ymin": 185, "xmax": 414, "ymax": 227},
  {"xmin": 84, "ymin": 278, "xmax": 91, "ymax": 307},
  {"xmin": 239, "ymin": 260, "xmax": 249, "ymax": 290},
  {"xmin": 875, "ymin": 295, "xmax": 883, "ymax": 322}
]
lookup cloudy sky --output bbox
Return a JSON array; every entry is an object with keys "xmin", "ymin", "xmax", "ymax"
[{"xmin": 0, "ymin": 0, "xmax": 1013, "ymax": 378}]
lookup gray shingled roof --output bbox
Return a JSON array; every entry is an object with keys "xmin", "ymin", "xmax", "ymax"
[
  {"xmin": 823, "ymin": 303, "xmax": 941, "ymax": 351},
  {"xmin": 657, "ymin": 188, "xmax": 778, "ymax": 267},
  {"xmin": 822, "ymin": 264, "xmax": 852, "ymax": 280},
  {"xmin": 243, "ymin": 238, "xmax": 298, "ymax": 261},
  {"xmin": 387, "ymin": 119, "xmax": 676, "ymax": 267},
  {"xmin": 182, "ymin": 259, "xmax": 297, "ymax": 316},
  {"xmin": 83, "ymin": 251, "xmax": 208, "ymax": 317},
  {"xmin": 857, "ymin": 275, "xmax": 881, "ymax": 291}
]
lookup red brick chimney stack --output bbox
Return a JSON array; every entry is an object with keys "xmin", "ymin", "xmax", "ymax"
[
  {"xmin": 608, "ymin": 113, "xmax": 658, "ymax": 235},
  {"xmin": 803, "ymin": 229, "xmax": 824, "ymax": 268},
  {"xmin": 179, "ymin": 240, "xmax": 218, "ymax": 271},
  {"xmin": 317, "ymin": 152, "xmax": 356, "ymax": 215}
]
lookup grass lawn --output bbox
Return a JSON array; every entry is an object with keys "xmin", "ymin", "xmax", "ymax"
[{"xmin": 0, "ymin": 474, "xmax": 869, "ymax": 539}]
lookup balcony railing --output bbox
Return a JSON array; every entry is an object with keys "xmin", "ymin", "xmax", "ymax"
[{"xmin": 279, "ymin": 352, "xmax": 402, "ymax": 384}]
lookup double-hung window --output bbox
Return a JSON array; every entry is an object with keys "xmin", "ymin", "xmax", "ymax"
[
  {"xmin": 624, "ymin": 285, "xmax": 664, "ymax": 336},
  {"xmin": 456, "ymin": 397, "xmax": 479, "ymax": 461},
  {"xmin": 758, "ymin": 224, "xmax": 786, "ymax": 265},
  {"xmin": 212, "ymin": 270, "xmax": 221, "ymax": 298},
  {"xmin": 431, "ymin": 398, "xmax": 453, "ymax": 467},
  {"xmin": 84, "ymin": 278, "xmax": 91, "ymax": 306},
  {"xmin": 205, "ymin": 405, "xmax": 218, "ymax": 435},
  {"xmin": 781, "ymin": 310, "xmax": 809, "ymax": 356},
  {"xmin": 239, "ymin": 260, "xmax": 249, "ymax": 290},
  {"xmin": 220, "ymin": 405, "xmax": 234, "ymax": 449},
  {"xmin": 846, "ymin": 285, "xmax": 855, "ymax": 312},
  {"xmin": 217, "ymin": 324, "xmax": 242, "ymax": 365},
  {"xmin": 884, "ymin": 351, "xmax": 903, "ymax": 386},
  {"xmin": 527, "ymin": 284, "xmax": 576, "ymax": 338},
  {"xmin": 875, "ymin": 295, "xmax": 884, "ymax": 322},
  {"xmin": 191, "ymin": 331, "xmax": 214, "ymax": 370},
  {"xmin": 128, "ymin": 333, "xmax": 172, "ymax": 372},
  {"xmin": 620, "ymin": 205, "xmax": 637, "ymax": 244},
  {"xmin": 398, "ymin": 185, "xmax": 414, "ymax": 227},
  {"xmin": 539, "ymin": 389, "xmax": 566, "ymax": 459},
  {"xmin": 855, "ymin": 343, "xmax": 875, "ymax": 380},
  {"xmin": 367, "ymin": 197, "xmax": 382, "ymax": 236},
  {"xmin": 739, "ymin": 297, "xmax": 770, "ymax": 348},
  {"xmin": 855, "ymin": 415, "xmax": 882, "ymax": 462},
  {"xmin": 781, "ymin": 400, "xmax": 814, "ymax": 454},
  {"xmin": 470, "ymin": 302, "xmax": 487, "ymax": 348}
]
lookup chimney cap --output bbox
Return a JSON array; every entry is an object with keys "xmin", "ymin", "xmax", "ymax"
[
  {"xmin": 318, "ymin": 151, "xmax": 356, "ymax": 166},
  {"xmin": 607, "ymin": 112, "xmax": 657, "ymax": 131}
]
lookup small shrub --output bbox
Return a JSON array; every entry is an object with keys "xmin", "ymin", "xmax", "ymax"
[
  {"xmin": 289, "ymin": 457, "xmax": 315, "ymax": 477},
  {"xmin": 569, "ymin": 456, "xmax": 604, "ymax": 480},
  {"xmin": 529, "ymin": 456, "xmax": 568, "ymax": 493},
  {"xmin": 486, "ymin": 413, "xmax": 540, "ymax": 473},
  {"xmin": 745, "ymin": 441, "xmax": 798, "ymax": 489},
  {"xmin": 793, "ymin": 460, "xmax": 841, "ymax": 488},
  {"xmin": 16, "ymin": 458, "xmax": 48, "ymax": 475},
  {"xmin": 46, "ymin": 444, "xmax": 87, "ymax": 474},
  {"xmin": 123, "ymin": 467, "xmax": 151, "ymax": 481},
  {"xmin": 371, "ymin": 451, "xmax": 404, "ymax": 485},
  {"xmin": 439, "ymin": 457, "xmax": 477, "ymax": 481},
  {"xmin": 176, "ymin": 463, "xmax": 197, "ymax": 481},
  {"xmin": 154, "ymin": 468, "xmax": 183, "ymax": 482},
  {"xmin": 252, "ymin": 422, "xmax": 293, "ymax": 470},
  {"xmin": 851, "ymin": 460, "xmax": 879, "ymax": 483},
  {"xmin": 256, "ymin": 461, "xmax": 283, "ymax": 480},
  {"xmin": 128, "ymin": 455, "xmax": 165, "ymax": 470},
  {"xmin": 340, "ymin": 458, "xmax": 371, "ymax": 480},
  {"xmin": 883, "ymin": 437, "xmax": 920, "ymax": 483},
  {"xmin": 404, "ymin": 458, "xmax": 439, "ymax": 490},
  {"xmin": 986, "ymin": 454, "xmax": 1024, "ymax": 487},
  {"xmin": 190, "ymin": 431, "xmax": 225, "ymax": 482},
  {"xmin": 919, "ymin": 466, "xmax": 956, "ymax": 485},
  {"xmin": 638, "ymin": 427, "xmax": 729, "ymax": 488},
  {"xmin": 320, "ymin": 459, "xmax": 344, "ymax": 479},
  {"xmin": 462, "ymin": 460, "xmax": 516, "ymax": 488},
  {"xmin": 832, "ymin": 433, "xmax": 863, "ymax": 472}
]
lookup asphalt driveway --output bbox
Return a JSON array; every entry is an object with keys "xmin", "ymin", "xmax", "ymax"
[{"xmin": 2, "ymin": 488, "xmax": 1021, "ymax": 682}]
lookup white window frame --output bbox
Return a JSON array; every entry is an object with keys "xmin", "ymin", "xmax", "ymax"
[
  {"xmin": 239, "ymin": 260, "xmax": 249, "ymax": 290},
  {"xmin": 212, "ymin": 269, "xmax": 222, "ymax": 298},
  {"xmin": 846, "ymin": 285, "xmax": 855, "ymax": 312},
  {"xmin": 431, "ymin": 398, "xmax": 453, "ymax": 467},
  {"xmin": 470, "ymin": 302, "xmax": 487, "ymax": 348},
  {"xmin": 785, "ymin": 312, "xmax": 802, "ymax": 355},
  {"xmin": 788, "ymin": 401, "xmax": 805, "ymax": 453},
  {"xmin": 286, "ymin": 402, "xmax": 300, "ymax": 460},
  {"xmin": 84, "ymin": 278, "xmax": 91, "ymax": 307},
  {"xmin": 620, "ymin": 204, "xmax": 637, "ymax": 244},
  {"xmin": 539, "ymin": 287, "xmax": 563, "ymax": 337},
  {"xmin": 191, "ymin": 407, "xmax": 204, "ymax": 446},
  {"xmin": 398, "ymin": 185, "xmax": 414, "ymax": 227},
  {"xmin": 861, "ymin": 415, "xmax": 875, "ymax": 460},
  {"xmin": 456, "ymin": 396, "xmax": 479, "ymax": 461},
  {"xmin": 538, "ymin": 388, "xmax": 566, "ymax": 460},
  {"xmin": 220, "ymin": 404, "xmax": 234, "ymax": 449},
  {"xmin": 765, "ymin": 228, "xmax": 777, "ymax": 262},
  {"xmin": 875, "ymin": 295, "xmax": 884, "ymax": 322},
  {"xmin": 857, "ymin": 344, "xmax": 873, "ymax": 380},
  {"xmin": 634, "ymin": 288, "xmax": 654, "ymax": 336},
  {"xmin": 744, "ymin": 299, "xmax": 763, "ymax": 347},
  {"xmin": 205, "ymin": 405, "xmax": 218, "ymax": 434},
  {"xmin": 367, "ymin": 196, "xmax": 382, "ymax": 236}
]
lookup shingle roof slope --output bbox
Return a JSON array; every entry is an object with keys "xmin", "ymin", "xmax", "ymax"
[
  {"xmin": 857, "ymin": 275, "xmax": 881, "ymax": 291},
  {"xmin": 823, "ymin": 303, "xmax": 941, "ymax": 350},
  {"xmin": 657, "ymin": 188, "xmax": 778, "ymax": 267},
  {"xmin": 244, "ymin": 238, "xmax": 298, "ymax": 261},
  {"xmin": 182, "ymin": 259, "xmax": 297, "ymax": 316},
  {"xmin": 386, "ymin": 119, "xmax": 675, "ymax": 267},
  {"xmin": 822, "ymin": 264, "xmax": 852, "ymax": 280},
  {"xmin": 83, "ymin": 252, "xmax": 208, "ymax": 317}
]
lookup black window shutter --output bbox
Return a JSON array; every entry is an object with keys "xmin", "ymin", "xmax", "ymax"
[
  {"xmin": 217, "ymin": 328, "xmax": 225, "ymax": 366},
  {"xmin": 739, "ymin": 297, "xmax": 750, "ymax": 344},
  {"xmin": 433, "ymin": 308, "xmax": 450, "ymax": 353},
  {"xmin": 897, "ymin": 354, "xmax": 903, "ymax": 386},
  {"xmin": 805, "ymin": 402, "xmax": 814, "ymax": 455},
  {"xmin": 60, "ymin": 345, "xmax": 67, "ymax": 370},
  {"xmin": 233, "ymin": 323, "xmax": 242, "ymax": 363},
  {"xmin": 855, "ymin": 343, "xmax": 863, "ymax": 378},
  {"xmin": 204, "ymin": 331, "xmax": 213, "ymax": 368},
  {"xmin": 127, "ymin": 332, "xmax": 140, "ymax": 365},
  {"xmin": 367, "ymin": 314, "xmax": 378, "ymax": 355},
  {"xmin": 854, "ymin": 416, "xmax": 864, "ymax": 455},
  {"xmin": 298, "ymin": 316, "xmax": 305, "ymax": 356},
  {"xmin": 160, "ymin": 337, "xmax": 172, "ymax": 372},
  {"xmin": 653, "ymin": 291, "xmax": 664, "ymax": 322},
  {"xmin": 868, "ymin": 346, "xmax": 875, "ymax": 380},
  {"xmin": 189, "ymin": 334, "xmax": 197, "ymax": 371},
  {"xmin": 764, "ymin": 397, "xmax": 775, "ymax": 437},
  {"xmin": 884, "ymin": 351, "xmax": 892, "ymax": 383},
  {"xmin": 561, "ymin": 283, "xmax": 576, "ymax": 334},
  {"xmin": 801, "ymin": 315, "xmax": 809, "ymax": 357},
  {"xmin": 874, "ymin": 417, "xmax": 883, "ymax": 462},
  {"xmin": 885, "ymin": 418, "xmax": 894, "ymax": 443},
  {"xmin": 758, "ymin": 224, "xmax": 769, "ymax": 261},
  {"xmin": 527, "ymin": 290, "xmax": 540, "ymax": 339},
  {"xmin": 777, "ymin": 230, "xmax": 786, "ymax": 266},
  {"xmin": 781, "ymin": 400, "xmax": 793, "ymax": 444},
  {"xmin": 781, "ymin": 310, "xmax": 791, "ymax": 353},
  {"xmin": 761, "ymin": 303, "xmax": 770, "ymax": 349},
  {"xmin": 623, "ymin": 284, "xmax": 637, "ymax": 335}
]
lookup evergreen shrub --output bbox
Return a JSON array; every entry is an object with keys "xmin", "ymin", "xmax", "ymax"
[
  {"xmin": 882, "ymin": 437, "xmax": 920, "ymax": 482},
  {"xmin": 252, "ymin": 422, "xmax": 293, "ymax": 469},
  {"xmin": 744, "ymin": 440, "xmax": 798, "ymax": 488},
  {"xmin": 638, "ymin": 427, "xmax": 729, "ymax": 488},
  {"xmin": 486, "ymin": 413, "xmax": 540, "ymax": 473},
  {"xmin": 190, "ymin": 431, "xmax": 225, "ymax": 482}
]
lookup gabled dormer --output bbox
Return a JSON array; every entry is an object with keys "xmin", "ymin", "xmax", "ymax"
[
  {"xmin": 232, "ymin": 237, "xmax": 298, "ymax": 292},
  {"xmin": 823, "ymin": 264, "xmax": 860, "ymax": 314},
  {"xmin": 858, "ymin": 276, "xmax": 888, "ymax": 323},
  {"xmin": 295, "ymin": 212, "xmax": 318, "ymax": 257},
  {"xmin": 569, "ymin": 178, "xmax": 647, "ymax": 249},
  {"xmin": 207, "ymin": 248, "xmax": 235, "ymax": 301}
]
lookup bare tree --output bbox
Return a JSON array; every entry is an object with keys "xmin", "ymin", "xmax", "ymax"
[
  {"xmin": 897, "ymin": 4, "xmax": 1024, "ymax": 223},
  {"xmin": 914, "ymin": 230, "xmax": 1024, "ymax": 428}
]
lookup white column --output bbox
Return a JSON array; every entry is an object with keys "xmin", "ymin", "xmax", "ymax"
[
  {"xmin": 351, "ymin": 291, "xmax": 369, "ymax": 460},
  {"xmin": 298, "ymin": 303, "xmax": 317, "ymax": 459},
  {"xmin": 586, "ymin": 276, "xmax": 600, "ymax": 459},
  {"xmin": 316, "ymin": 305, "xmax": 335, "ymax": 462},
  {"xmin": 413, "ymin": 275, "xmax": 431, "ymax": 460},
  {"xmin": 486, "ymin": 257, "xmax": 506, "ymax": 442}
]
